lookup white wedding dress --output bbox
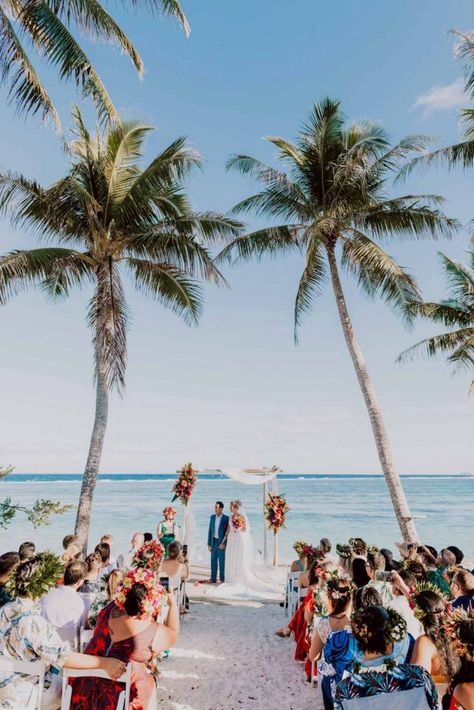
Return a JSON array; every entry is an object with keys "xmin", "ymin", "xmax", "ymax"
[{"xmin": 210, "ymin": 511, "xmax": 281, "ymax": 600}]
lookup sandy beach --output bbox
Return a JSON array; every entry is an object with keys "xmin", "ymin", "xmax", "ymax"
[{"xmin": 157, "ymin": 599, "xmax": 311, "ymax": 710}]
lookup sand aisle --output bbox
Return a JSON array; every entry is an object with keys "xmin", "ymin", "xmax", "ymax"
[{"xmin": 156, "ymin": 600, "xmax": 313, "ymax": 710}]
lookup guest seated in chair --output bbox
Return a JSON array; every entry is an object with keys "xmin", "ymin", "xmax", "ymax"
[
  {"xmin": 443, "ymin": 608, "xmax": 474, "ymax": 710},
  {"xmin": 335, "ymin": 605, "xmax": 438, "ymax": 709},
  {"xmin": 70, "ymin": 568, "xmax": 179, "ymax": 709},
  {"xmin": 0, "ymin": 555, "xmax": 125, "ymax": 709}
]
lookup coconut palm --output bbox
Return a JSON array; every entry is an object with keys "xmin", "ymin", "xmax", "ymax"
[
  {"xmin": 0, "ymin": 0, "xmax": 189, "ymax": 129},
  {"xmin": 398, "ymin": 252, "xmax": 474, "ymax": 392},
  {"xmin": 0, "ymin": 107, "xmax": 241, "ymax": 548},
  {"xmin": 219, "ymin": 98, "xmax": 458, "ymax": 542}
]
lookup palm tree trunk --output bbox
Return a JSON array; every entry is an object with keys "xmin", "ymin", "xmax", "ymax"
[
  {"xmin": 74, "ymin": 344, "xmax": 109, "ymax": 551},
  {"xmin": 326, "ymin": 244, "xmax": 418, "ymax": 543}
]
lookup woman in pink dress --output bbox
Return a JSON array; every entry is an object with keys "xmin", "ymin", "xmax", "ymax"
[{"xmin": 71, "ymin": 568, "xmax": 179, "ymax": 709}]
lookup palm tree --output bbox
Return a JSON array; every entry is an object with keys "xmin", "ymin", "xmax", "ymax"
[
  {"xmin": 0, "ymin": 0, "xmax": 189, "ymax": 129},
  {"xmin": 398, "ymin": 252, "xmax": 474, "ymax": 392},
  {"xmin": 219, "ymin": 99, "xmax": 458, "ymax": 542},
  {"xmin": 0, "ymin": 107, "xmax": 241, "ymax": 548}
]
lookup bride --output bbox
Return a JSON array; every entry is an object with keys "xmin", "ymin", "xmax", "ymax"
[{"xmin": 217, "ymin": 500, "xmax": 277, "ymax": 596}]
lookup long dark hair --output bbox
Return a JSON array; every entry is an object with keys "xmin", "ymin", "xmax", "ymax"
[
  {"xmin": 327, "ymin": 577, "xmax": 352, "ymax": 615},
  {"xmin": 442, "ymin": 619, "xmax": 474, "ymax": 710},
  {"xmin": 308, "ymin": 559, "xmax": 321, "ymax": 587},
  {"xmin": 351, "ymin": 557, "xmax": 370, "ymax": 588},
  {"xmin": 416, "ymin": 590, "xmax": 459, "ymax": 679}
]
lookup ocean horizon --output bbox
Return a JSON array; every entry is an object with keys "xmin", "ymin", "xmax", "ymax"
[{"xmin": 2, "ymin": 472, "xmax": 473, "ymax": 564}]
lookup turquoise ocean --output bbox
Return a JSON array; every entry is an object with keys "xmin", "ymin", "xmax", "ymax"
[{"xmin": 1, "ymin": 474, "xmax": 473, "ymax": 564}]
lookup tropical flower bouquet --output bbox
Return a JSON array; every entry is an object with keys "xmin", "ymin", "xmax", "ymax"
[
  {"xmin": 232, "ymin": 514, "xmax": 246, "ymax": 531},
  {"xmin": 265, "ymin": 493, "xmax": 289, "ymax": 533},
  {"xmin": 132, "ymin": 540, "xmax": 164, "ymax": 571},
  {"xmin": 114, "ymin": 567, "xmax": 166, "ymax": 618},
  {"xmin": 163, "ymin": 506, "xmax": 177, "ymax": 520},
  {"xmin": 172, "ymin": 462, "xmax": 197, "ymax": 506}
]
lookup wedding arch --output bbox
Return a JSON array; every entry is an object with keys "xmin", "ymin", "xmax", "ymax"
[{"xmin": 207, "ymin": 466, "xmax": 282, "ymax": 564}]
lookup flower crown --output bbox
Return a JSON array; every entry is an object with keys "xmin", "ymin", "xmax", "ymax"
[
  {"xmin": 442, "ymin": 564, "xmax": 458, "ymax": 585},
  {"xmin": 293, "ymin": 540, "xmax": 308, "ymax": 556},
  {"xmin": 326, "ymin": 574, "xmax": 353, "ymax": 600},
  {"xmin": 163, "ymin": 506, "xmax": 177, "ymax": 518},
  {"xmin": 408, "ymin": 581, "xmax": 450, "ymax": 620},
  {"xmin": 7, "ymin": 551, "xmax": 62, "ymax": 600},
  {"xmin": 348, "ymin": 538, "xmax": 368, "ymax": 555},
  {"xmin": 114, "ymin": 567, "xmax": 166, "ymax": 618},
  {"xmin": 132, "ymin": 540, "xmax": 164, "ymax": 572},
  {"xmin": 336, "ymin": 543, "xmax": 353, "ymax": 559},
  {"xmin": 351, "ymin": 606, "xmax": 407, "ymax": 646},
  {"xmin": 444, "ymin": 607, "xmax": 474, "ymax": 662}
]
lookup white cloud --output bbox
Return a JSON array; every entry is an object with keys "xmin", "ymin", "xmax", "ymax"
[{"xmin": 412, "ymin": 78, "xmax": 465, "ymax": 115}]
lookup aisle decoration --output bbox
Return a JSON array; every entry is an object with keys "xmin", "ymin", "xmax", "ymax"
[
  {"xmin": 265, "ymin": 493, "xmax": 289, "ymax": 566},
  {"xmin": 132, "ymin": 540, "xmax": 164, "ymax": 572},
  {"xmin": 172, "ymin": 462, "xmax": 197, "ymax": 506},
  {"xmin": 232, "ymin": 514, "xmax": 246, "ymax": 531},
  {"xmin": 114, "ymin": 568, "xmax": 166, "ymax": 618}
]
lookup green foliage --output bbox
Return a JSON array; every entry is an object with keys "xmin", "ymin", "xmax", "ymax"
[
  {"xmin": 0, "ymin": 110, "xmax": 241, "ymax": 393},
  {"xmin": 0, "ymin": 0, "xmax": 189, "ymax": 129},
  {"xmin": 0, "ymin": 466, "xmax": 73, "ymax": 529},
  {"xmin": 398, "ymin": 252, "xmax": 474, "ymax": 392},
  {"xmin": 220, "ymin": 98, "xmax": 457, "ymax": 341},
  {"xmin": 6, "ymin": 551, "xmax": 63, "ymax": 600}
]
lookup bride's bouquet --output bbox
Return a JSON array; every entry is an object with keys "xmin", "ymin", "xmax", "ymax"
[
  {"xmin": 232, "ymin": 514, "xmax": 246, "ymax": 531},
  {"xmin": 172, "ymin": 462, "xmax": 197, "ymax": 506},
  {"xmin": 265, "ymin": 493, "xmax": 289, "ymax": 533}
]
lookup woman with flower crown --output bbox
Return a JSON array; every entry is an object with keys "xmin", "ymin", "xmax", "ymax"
[
  {"xmin": 70, "ymin": 559, "xmax": 179, "ymax": 709},
  {"xmin": 335, "ymin": 605, "xmax": 438, "ymax": 709},
  {"xmin": 443, "ymin": 608, "xmax": 474, "ymax": 709},
  {"xmin": 157, "ymin": 506, "xmax": 179, "ymax": 555}
]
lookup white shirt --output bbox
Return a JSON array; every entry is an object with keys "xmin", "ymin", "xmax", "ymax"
[
  {"xmin": 214, "ymin": 513, "xmax": 222, "ymax": 539},
  {"xmin": 41, "ymin": 585, "xmax": 88, "ymax": 643},
  {"xmin": 117, "ymin": 549, "xmax": 135, "ymax": 570}
]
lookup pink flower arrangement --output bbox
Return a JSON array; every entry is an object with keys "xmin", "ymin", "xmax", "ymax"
[
  {"xmin": 114, "ymin": 567, "xmax": 166, "ymax": 618},
  {"xmin": 172, "ymin": 463, "xmax": 197, "ymax": 506},
  {"xmin": 232, "ymin": 514, "xmax": 246, "ymax": 531},
  {"xmin": 132, "ymin": 540, "xmax": 164, "ymax": 572},
  {"xmin": 265, "ymin": 493, "xmax": 289, "ymax": 533}
]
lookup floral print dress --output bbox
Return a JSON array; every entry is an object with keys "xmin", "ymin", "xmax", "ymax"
[{"xmin": 70, "ymin": 602, "xmax": 158, "ymax": 709}]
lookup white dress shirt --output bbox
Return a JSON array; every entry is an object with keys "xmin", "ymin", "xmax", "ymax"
[
  {"xmin": 41, "ymin": 585, "xmax": 88, "ymax": 644},
  {"xmin": 214, "ymin": 513, "xmax": 222, "ymax": 539}
]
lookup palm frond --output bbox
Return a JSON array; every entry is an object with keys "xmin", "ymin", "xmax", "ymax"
[
  {"xmin": 264, "ymin": 137, "xmax": 304, "ymax": 167},
  {"xmin": 217, "ymin": 225, "xmax": 301, "ymax": 265},
  {"xmin": 0, "ymin": 247, "xmax": 91, "ymax": 304},
  {"xmin": 294, "ymin": 236, "xmax": 326, "ymax": 342},
  {"xmin": 452, "ymin": 29, "xmax": 474, "ymax": 99},
  {"xmin": 397, "ymin": 328, "xmax": 474, "ymax": 366},
  {"xmin": 21, "ymin": 0, "xmax": 119, "ymax": 123},
  {"xmin": 127, "ymin": 257, "xmax": 202, "ymax": 325},
  {"xmin": 116, "ymin": 0, "xmax": 191, "ymax": 36},
  {"xmin": 358, "ymin": 201, "xmax": 459, "ymax": 242},
  {"xmin": 342, "ymin": 230, "xmax": 420, "ymax": 322},
  {"xmin": 0, "ymin": 5, "xmax": 60, "ymax": 129}
]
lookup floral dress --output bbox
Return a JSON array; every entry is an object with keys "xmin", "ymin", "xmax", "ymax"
[
  {"xmin": 70, "ymin": 602, "xmax": 158, "ymax": 709},
  {"xmin": 0, "ymin": 597, "xmax": 70, "ymax": 708}
]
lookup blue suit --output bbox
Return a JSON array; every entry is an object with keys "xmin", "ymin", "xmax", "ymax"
[{"xmin": 208, "ymin": 513, "xmax": 229, "ymax": 582}]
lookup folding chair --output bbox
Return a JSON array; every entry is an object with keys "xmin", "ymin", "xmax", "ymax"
[
  {"xmin": 0, "ymin": 656, "xmax": 46, "ymax": 710},
  {"xmin": 61, "ymin": 662, "xmax": 132, "ymax": 710}
]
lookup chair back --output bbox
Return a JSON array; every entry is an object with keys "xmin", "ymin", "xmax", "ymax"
[
  {"xmin": 0, "ymin": 656, "xmax": 46, "ymax": 710},
  {"xmin": 61, "ymin": 662, "xmax": 132, "ymax": 710},
  {"xmin": 79, "ymin": 627, "xmax": 94, "ymax": 652},
  {"xmin": 287, "ymin": 572, "xmax": 300, "ymax": 617}
]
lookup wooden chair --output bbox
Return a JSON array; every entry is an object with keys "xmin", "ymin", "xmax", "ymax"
[
  {"xmin": 61, "ymin": 662, "xmax": 132, "ymax": 710},
  {"xmin": 0, "ymin": 656, "xmax": 46, "ymax": 710}
]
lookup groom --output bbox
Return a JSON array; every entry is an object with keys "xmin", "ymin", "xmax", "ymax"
[{"xmin": 207, "ymin": 501, "xmax": 229, "ymax": 583}]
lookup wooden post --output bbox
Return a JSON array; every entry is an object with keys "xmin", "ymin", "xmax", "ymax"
[
  {"xmin": 263, "ymin": 480, "xmax": 267, "ymax": 564},
  {"xmin": 273, "ymin": 530, "xmax": 278, "ymax": 566}
]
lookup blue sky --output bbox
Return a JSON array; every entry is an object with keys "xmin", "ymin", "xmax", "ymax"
[{"xmin": 0, "ymin": 0, "xmax": 473, "ymax": 474}]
